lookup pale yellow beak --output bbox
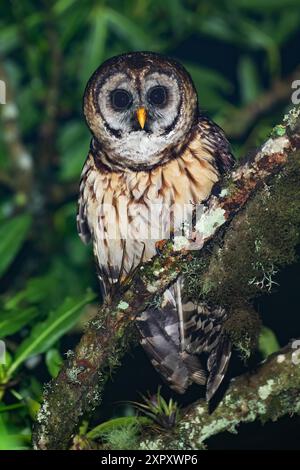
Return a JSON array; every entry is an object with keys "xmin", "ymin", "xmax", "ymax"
[{"xmin": 136, "ymin": 107, "xmax": 147, "ymax": 129}]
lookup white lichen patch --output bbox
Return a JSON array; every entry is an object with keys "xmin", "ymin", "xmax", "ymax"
[
  {"xmin": 36, "ymin": 401, "xmax": 51, "ymax": 424},
  {"xmin": 146, "ymin": 283, "xmax": 159, "ymax": 293},
  {"xmin": 249, "ymin": 262, "xmax": 279, "ymax": 292},
  {"xmin": 117, "ymin": 300, "xmax": 129, "ymax": 310},
  {"xmin": 253, "ymin": 399, "xmax": 267, "ymax": 415},
  {"xmin": 195, "ymin": 207, "xmax": 226, "ymax": 238},
  {"xmin": 224, "ymin": 394, "xmax": 232, "ymax": 405},
  {"xmin": 261, "ymin": 136, "xmax": 289, "ymax": 155},
  {"xmin": 18, "ymin": 152, "xmax": 32, "ymax": 170},
  {"xmin": 173, "ymin": 235, "xmax": 190, "ymax": 251},
  {"xmin": 283, "ymin": 105, "xmax": 300, "ymax": 128},
  {"xmin": 66, "ymin": 366, "xmax": 83, "ymax": 384},
  {"xmin": 291, "ymin": 349, "xmax": 300, "ymax": 365},
  {"xmin": 65, "ymin": 349, "xmax": 74, "ymax": 358},
  {"xmin": 220, "ymin": 188, "xmax": 229, "ymax": 198},
  {"xmin": 197, "ymin": 406, "xmax": 205, "ymax": 415},
  {"xmin": 200, "ymin": 417, "xmax": 233, "ymax": 442},
  {"xmin": 1, "ymin": 102, "xmax": 18, "ymax": 119},
  {"xmin": 258, "ymin": 379, "xmax": 275, "ymax": 400},
  {"xmin": 153, "ymin": 267, "xmax": 165, "ymax": 277},
  {"xmin": 139, "ymin": 438, "xmax": 163, "ymax": 450},
  {"xmin": 277, "ymin": 354, "xmax": 286, "ymax": 363}
]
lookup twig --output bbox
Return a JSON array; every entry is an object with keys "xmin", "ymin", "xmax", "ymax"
[{"xmin": 223, "ymin": 66, "xmax": 300, "ymax": 139}]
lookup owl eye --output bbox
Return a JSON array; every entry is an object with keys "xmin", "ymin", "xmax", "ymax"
[
  {"xmin": 110, "ymin": 89, "xmax": 132, "ymax": 110},
  {"xmin": 147, "ymin": 86, "xmax": 167, "ymax": 106}
]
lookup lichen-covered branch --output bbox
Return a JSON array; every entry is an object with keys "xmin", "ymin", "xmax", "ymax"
[
  {"xmin": 139, "ymin": 340, "xmax": 300, "ymax": 450},
  {"xmin": 33, "ymin": 105, "xmax": 300, "ymax": 450}
]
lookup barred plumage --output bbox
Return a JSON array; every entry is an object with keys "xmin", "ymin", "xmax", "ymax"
[{"xmin": 77, "ymin": 52, "xmax": 234, "ymax": 398}]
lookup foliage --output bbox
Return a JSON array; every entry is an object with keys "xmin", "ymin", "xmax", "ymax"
[
  {"xmin": 0, "ymin": 0, "xmax": 299, "ymax": 450},
  {"xmin": 130, "ymin": 387, "xmax": 180, "ymax": 429},
  {"xmin": 259, "ymin": 326, "xmax": 281, "ymax": 358}
]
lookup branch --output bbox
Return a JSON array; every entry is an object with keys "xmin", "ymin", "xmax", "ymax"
[
  {"xmin": 222, "ymin": 66, "xmax": 300, "ymax": 139},
  {"xmin": 33, "ymin": 105, "xmax": 300, "ymax": 450},
  {"xmin": 139, "ymin": 340, "xmax": 300, "ymax": 450}
]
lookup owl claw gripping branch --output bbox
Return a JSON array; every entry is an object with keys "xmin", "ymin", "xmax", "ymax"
[{"xmin": 77, "ymin": 52, "xmax": 234, "ymax": 400}]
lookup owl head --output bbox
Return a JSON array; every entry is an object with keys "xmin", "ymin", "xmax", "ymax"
[{"xmin": 83, "ymin": 52, "xmax": 198, "ymax": 170}]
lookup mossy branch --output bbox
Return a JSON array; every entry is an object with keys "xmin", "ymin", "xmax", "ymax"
[
  {"xmin": 33, "ymin": 105, "xmax": 300, "ymax": 450},
  {"xmin": 138, "ymin": 339, "xmax": 300, "ymax": 450}
]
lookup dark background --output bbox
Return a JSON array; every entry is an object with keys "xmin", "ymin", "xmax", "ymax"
[{"xmin": 0, "ymin": 0, "xmax": 300, "ymax": 449}]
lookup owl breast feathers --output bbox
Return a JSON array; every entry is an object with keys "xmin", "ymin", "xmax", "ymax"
[{"xmin": 77, "ymin": 52, "xmax": 234, "ymax": 400}]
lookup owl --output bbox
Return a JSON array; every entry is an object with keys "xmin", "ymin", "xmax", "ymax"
[{"xmin": 77, "ymin": 52, "xmax": 234, "ymax": 400}]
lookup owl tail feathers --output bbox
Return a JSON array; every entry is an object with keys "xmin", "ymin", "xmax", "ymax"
[
  {"xmin": 206, "ymin": 334, "xmax": 231, "ymax": 401},
  {"xmin": 185, "ymin": 305, "xmax": 232, "ymax": 401},
  {"xmin": 135, "ymin": 306, "xmax": 207, "ymax": 395},
  {"xmin": 135, "ymin": 294, "xmax": 232, "ymax": 400}
]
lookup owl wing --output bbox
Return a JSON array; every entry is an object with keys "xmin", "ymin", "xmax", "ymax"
[
  {"xmin": 136, "ymin": 282, "xmax": 231, "ymax": 400},
  {"xmin": 198, "ymin": 113, "xmax": 235, "ymax": 174},
  {"xmin": 135, "ymin": 286, "xmax": 207, "ymax": 394},
  {"xmin": 77, "ymin": 155, "xmax": 92, "ymax": 245},
  {"xmin": 184, "ymin": 303, "xmax": 232, "ymax": 401},
  {"xmin": 77, "ymin": 154, "xmax": 109, "ymax": 298},
  {"xmin": 77, "ymin": 153, "xmax": 124, "ymax": 298}
]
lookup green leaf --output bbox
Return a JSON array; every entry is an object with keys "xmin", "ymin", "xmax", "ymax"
[
  {"xmin": 53, "ymin": 0, "xmax": 77, "ymax": 14},
  {"xmin": 232, "ymin": 0, "xmax": 300, "ymax": 11},
  {"xmin": 80, "ymin": 8, "xmax": 108, "ymax": 84},
  {"xmin": 5, "ymin": 271, "xmax": 59, "ymax": 310},
  {"xmin": 185, "ymin": 64, "xmax": 232, "ymax": 94},
  {"xmin": 184, "ymin": 63, "xmax": 232, "ymax": 112},
  {"xmin": 0, "ymin": 434, "xmax": 30, "ymax": 450},
  {"xmin": 0, "ymin": 214, "xmax": 32, "ymax": 277},
  {"xmin": 0, "ymin": 307, "xmax": 39, "ymax": 337},
  {"xmin": 58, "ymin": 121, "xmax": 90, "ymax": 181},
  {"xmin": 5, "ymin": 259, "xmax": 90, "ymax": 313},
  {"xmin": 238, "ymin": 56, "xmax": 261, "ymax": 105},
  {"xmin": 45, "ymin": 348, "xmax": 63, "ymax": 378},
  {"xmin": 198, "ymin": 17, "xmax": 240, "ymax": 44},
  {"xmin": 26, "ymin": 397, "xmax": 40, "ymax": 420},
  {"xmin": 258, "ymin": 326, "xmax": 280, "ymax": 358},
  {"xmin": 0, "ymin": 403, "xmax": 24, "ymax": 413},
  {"xmin": 7, "ymin": 290, "xmax": 96, "ymax": 377},
  {"xmin": 105, "ymin": 8, "xmax": 151, "ymax": 49},
  {"xmin": 86, "ymin": 416, "xmax": 150, "ymax": 440},
  {"xmin": 0, "ymin": 414, "xmax": 30, "ymax": 450},
  {"xmin": 273, "ymin": 10, "xmax": 300, "ymax": 45},
  {"xmin": 0, "ymin": 26, "xmax": 19, "ymax": 54}
]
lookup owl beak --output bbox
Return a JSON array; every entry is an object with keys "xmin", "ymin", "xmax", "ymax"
[{"xmin": 136, "ymin": 107, "xmax": 147, "ymax": 129}]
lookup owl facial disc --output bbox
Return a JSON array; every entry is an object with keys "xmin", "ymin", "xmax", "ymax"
[{"xmin": 84, "ymin": 52, "xmax": 198, "ymax": 170}]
